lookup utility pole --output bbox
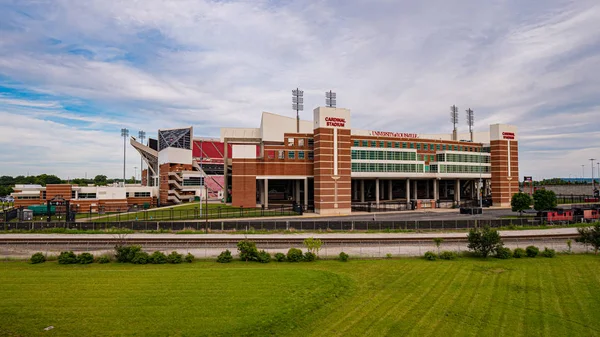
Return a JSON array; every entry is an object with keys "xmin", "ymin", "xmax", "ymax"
[{"xmin": 121, "ymin": 128, "xmax": 129, "ymax": 184}]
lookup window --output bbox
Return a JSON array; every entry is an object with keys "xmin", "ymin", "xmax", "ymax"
[
  {"xmin": 442, "ymin": 144, "xmax": 446, "ymax": 150},
  {"xmin": 353, "ymin": 140, "xmax": 359, "ymax": 146},
  {"xmin": 42, "ymin": 191, "xmax": 46, "ymax": 199},
  {"xmin": 298, "ymin": 151, "xmax": 305, "ymax": 159},
  {"xmin": 126, "ymin": 192, "xmax": 129, "ymax": 198},
  {"xmin": 362, "ymin": 140, "xmax": 368, "ymax": 147},
  {"xmin": 288, "ymin": 138, "xmax": 294, "ymax": 146},
  {"xmin": 183, "ymin": 177, "xmax": 204, "ymax": 186},
  {"xmin": 395, "ymin": 142, "xmax": 400, "ymax": 148},
  {"xmin": 288, "ymin": 151, "xmax": 295, "ymax": 159},
  {"xmin": 71, "ymin": 191, "xmax": 76, "ymax": 199},
  {"xmin": 17, "ymin": 196, "xmax": 40, "ymax": 200},
  {"xmin": 436, "ymin": 144, "xmax": 440, "ymax": 151},
  {"xmin": 410, "ymin": 143, "xmax": 415, "ymax": 149},
  {"xmin": 78, "ymin": 193, "xmax": 97, "ymax": 199},
  {"xmin": 134, "ymin": 192, "xmax": 151, "ymax": 197},
  {"xmin": 417, "ymin": 143, "xmax": 421, "ymax": 150},
  {"xmin": 278, "ymin": 150, "xmax": 284, "ymax": 159},
  {"xmin": 298, "ymin": 138, "xmax": 304, "ymax": 147},
  {"xmin": 308, "ymin": 151, "xmax": 314, "ymax": 160},
  {"xmin": 370, "ymin": 141, "xmax": 376, "ymax": 147},
  {"xmin": 402, "ymin": 142, "xmax": 407, "ymax": 148},
  {"xmin": 308, "ymin": 138, "xmax": 314, "ymax": 147}
]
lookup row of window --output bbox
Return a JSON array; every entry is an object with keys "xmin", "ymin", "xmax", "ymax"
[
  {"xmin": 351, "ymin": 150, "xmax": 417, "ymax": 161},
  {"xmin": 430, "ymin": 164, "xmax": 490, "ymax": 174},
  {"xmin": 439, "ymin": 153, "xmax": 490, "ymax": 164},
  {"xmin": 17, "ymin": 196, "xmax": 40, "ymax": 200},
  {"xmin": 276, "ymin": 150, "xmax": 314, "ymax": 160},
  {"xmin": 351, "ymin": 163, "xmax": 425, "ymax": 173},
  {"xmin": 287, "ymin": 137, "xmax": 314, "ymax": 148},
  {"xmin": 353, "ymin": 139, "xmax": 484, "ymax": 152},
  {"xmin": 78, "ymin": 193, "xmax": 97, "ymax": 199},
  {"xmin": 182, "ymin": 177, "xmax": 204, "ymax": 186}
]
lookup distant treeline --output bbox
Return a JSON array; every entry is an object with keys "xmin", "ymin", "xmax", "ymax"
[{"xmin": 0, "ymin": 174, "xmax": 136, "ymax": 196}]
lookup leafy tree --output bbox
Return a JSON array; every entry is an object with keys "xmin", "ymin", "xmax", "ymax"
[
  {"xmin": 35, "ymin": 174, "xmax": 62, "ymax": 186},
  {"xmin": 303, "ymin": 237, "xmax": 323, "ymax": 256},
  {"xmin": 533, "ymin": 189, "xmax": 557, "ymax": 212},
  {"xmin": 433, "ymin": 238, "xmax": 444, "ymax": 255},
  {"xmin": 237, "ymin": 240, "xmax": 259, "ymax": 262},
  {"xmin": 0, "ymin": 175, "xmax": 14, "ymax": 186},
  {"xmin": 467, "ymin": 226, "xmax": 503, "ymax": 258},
  {"xmin": 94, "ymin": 175, "xmax": 108, "ymax": 186},
  {"xmin": 576, "ymin": 224, "xmax": 600, "ymax": 255},
  {"xmin": 511, "ymin": 192, "xmax": 532, "ymax": 216}
]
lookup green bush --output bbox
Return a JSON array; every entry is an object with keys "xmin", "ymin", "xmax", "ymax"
[
  {"xmin": 339, "ymin": 252, "xmax": 349, "ymax": 262},
  {"xmin": 424, "ymin": 251, "xmax": 437, "ymax": 261},
  {"xmin": 132, "ymin": 251, "xmax": 150, "ymax": 264},
  {"xmin": 287, "ymin": 248, "xmax": 304, "ymax": 262},
  {"xmin": 115, "ymin": 245, "xmax": 142, "ymax": 263},
  {"xmin": 542, "ymin": 247, "xmax": 556, "ymax": 258},
  {"xmin": 439, "ymin": 251, "xmax": 458, "ymax": 260},
  {"xmin": 217, "ymin": 249, "xmax": 233, "ymax": 263},
  {"xmin": 96, "ymin": 255, "xmax": 111, "ymax": 264},
  {"xmin": 77, "ymin": 252, "xmax": 94, "ymax": 264},
  {"xmin": 167, "ymin": 251, "xmax": 183, "ymax": 264},
  {"xmin": 58, "ymin": 251, "xmax": 78, "ymax": 264},
  {"xmin": 257, "ymin": 250, "xmax": 271, "ymax": 263},
  {"xmin": 237, "ymin": 240, "xmax": 259, "ymax": 262},
  {"xmin": 184, "ymin": 253, "xmax": 194, "ymax": 263},
  {"xmin": 467, "ymin": 226, "xmax": 502, "ymax": 258},
  {"xmin": 304, "ymin": 251, "xmax": 317, "ymax": 262},
  {"xmin": 495, "ymin": 246, "xmax": 512, "ymax": 259},
  {"xmin": 385, "ymin": 253, "xmax": 393, "ymax": 259},
  {"xmin": 274, "ymin": 252, "xmax": 286, "ymax": 262},
  {"xmin": 513, "ymin": 248, "xmax": 526, "ymax": 258},
  {"xmin": 150, "ymin": 251, "xmax": 167, "ymax": 264},
  {"xmin": 30, "ymin": 252, "xmax": 46, "ymax": 264},
  {"xmin": 526, "ymin": 246, "xmax": 539, "ymax": 258}
]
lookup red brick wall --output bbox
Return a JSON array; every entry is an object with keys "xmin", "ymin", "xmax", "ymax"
[
  {"xmin": 490, "ymin": 140, "xmax": 519, "ymax": 206},
  {"xmin": 314, "ymin": 128, "xmax": 351, "ymax": 214},
  {"xmin": 231, "ymin": 159, "xmax": 257, "ymax": 207}
]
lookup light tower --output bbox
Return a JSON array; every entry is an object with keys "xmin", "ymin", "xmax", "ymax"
[
  {"xmin": 466, "ymin": 108, "xmax": 474, "ymax": 142},
  {"xmin": 450, "ymin": 105, "xmax": 459, "ymax": 141},
  {"xmin": 591, "ymin": 158, "xmax": 596, "ymax": 192},
  {"xmin": 325, "ymin": 90, "xmax": 336, "ymax": 108},
  {"xmin": 292, "ymin": 88, "xmax": 304, "ymax": 133},
  {"xmin": 138, "ymin": 130, "xmax": 146, "ymax": 185},
  {"xmin": 120, "ymin": 128, "xmax": 129, "ymax": 183}
]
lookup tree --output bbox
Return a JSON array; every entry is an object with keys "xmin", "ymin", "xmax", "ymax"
[
  {"xmin": 0, "ymin": 176, "xmax": 14, "ymax": 186},
  {"xmin": 236, "ymin": 240, "xmax": 259, "ymax": 262},
  {"xmin": 94, "ymin": 175, "xmax": 108, "ymax": 186},
  {"xmin": 467, "ymin": 226, "xmax": 503, "ymax": 258},
  {"xmin": 576, "ymin": 224, "xmax": 600, "ymax": 255},
  {"xmin": 533, "ymin": 189, "xmax": 557, "ymax": 211},
  {"xmin": 35, "ymin": 174, "xmax": 62, "ymax": 186},
  {"xmin": 303, "ymin": 237, "xmax": 323, "ymax": 256},
  {"xmin": 511, "ymin": 193, "xmax": 532, "ymax": 216},
  {"xmin": 433, "ymin": 237, "xmax": 444, "ymax": 255}
]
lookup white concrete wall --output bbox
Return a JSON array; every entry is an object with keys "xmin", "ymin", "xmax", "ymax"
[
  {"xmin": 490, "ymin": 124, "xmax": 518, "ymax": 141},
  {"xmin": 220, "ymin": 127, "xmax": 261, "ymax": 142},
  {"xmin": 232, "ymin": 144, "xmax": 258, "ymax": 159},
  {"xmin": 313, "ymin": 107, "xmax": 351, "ymax": 130},
  {"xmin": 158, "ymin": 147, "xmax": 192, "ymax": 165},
  {"xmin": 260, "ymin": 112, "xmax": 313, "ymax": 142}
]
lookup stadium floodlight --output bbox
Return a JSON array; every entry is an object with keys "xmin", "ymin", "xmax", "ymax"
[
  {"xmin": 138, "ymin": 130, "xmax": 146, "ymax": 184},
  {"xmin": 450, "ymin": 105, "xmax": 459, "ymax": 140},
  {"xmin": 292, "ymin": 88, "xmax": 304, "ymax": 132},
  {"xmin": 121, "ymin": 128, "xmax": 129, "ymax": 184},
  {"xmin": 591, "ymin": 158, "xmax": 596, "ymax": 191},
  {"xmin": 466, "ymin": 108, "xmax": 474, "ymax": 142},
  {"xmin": 326, "ymin": 90, "xmax": 336, "ymax": 108}
]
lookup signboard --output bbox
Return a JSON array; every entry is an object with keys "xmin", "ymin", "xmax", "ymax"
[
  {"xmin": 325, "ymin": 117, "xmax": 346, "ymax": 127},
  {"xmin": 369, "ymin": 131, "xmax": 418, "ymax": 138},
  {"xmin": 524, "ymin": 176, "xmax": 532, "ymax": 182},
  {"xmin": 502, "ymin": 132, "xmax": 515, "ymax": 140}
]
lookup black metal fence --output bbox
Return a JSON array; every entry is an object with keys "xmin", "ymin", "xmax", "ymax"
[
  {"xmin": 1, "ymin": 217, "xmax": 592, "ymax": 232},
  {"xmin": 556, "ymin": 195, "xmax": 599, "ymax": 204}
]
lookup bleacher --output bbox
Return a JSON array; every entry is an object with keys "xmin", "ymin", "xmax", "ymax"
[{"xmin": 205, "ymin": 175, "xmax": 225, "ymax": 199}]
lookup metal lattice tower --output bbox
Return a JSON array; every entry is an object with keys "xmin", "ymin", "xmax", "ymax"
[
  {"xmin": 466, "ymin": 108, "xmax": 474, "ymax": 142},
  {"xmin": 326, "ymin": 90, "xmax": 336, "ymax": 108},
  {"xmin": 450, "ymin": 105, "xmax": 459, "ymax": 140},
  {"xmin": 120, "ymin": 128, "xmax": 129, "ymax": 183},
  {"xmin": 292, "ymin": 88, "xmax": 304, "ymax": 133}
]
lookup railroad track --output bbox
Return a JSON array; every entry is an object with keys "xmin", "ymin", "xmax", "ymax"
[{"xmin": 0, "ymin": 233, "xmax": 578, "ymax": 246}]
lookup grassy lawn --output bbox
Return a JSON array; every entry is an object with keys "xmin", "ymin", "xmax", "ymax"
[{"xmin": 2, "ymin": 255, "xmax": 600, "ymax": 336}]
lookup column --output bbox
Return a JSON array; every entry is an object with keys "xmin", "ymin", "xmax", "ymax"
[
  {"xmin": 413, "ymin": 180, "xmax": 418, "ymax": 200},
  {"xmin": 433, "ymin": 179, "xmax": 438, "ymax": 200},
  {"xmin": 405, "ymin": 179, "xmax": 410, "ymax": 200},
  {"xmin": 455, "ymin": 179, "xmax": 461, "ymax": 203},
  {"xmin": 444, "ymin": 181, "xmax": 448, "ymax": 198},
  {"xmin": 295, "ymin": 180, "xmax": 301, "ymax": 202},
  {"xmin": 375, "ymin": 178, "xmax": 380, "ymax": 206},
  {"xmin": 223, "ymin": 140, "xmax": 229, "ymax": 203},
  {"xmin": 388, "ymin": 180, "xmax": 393, "ymax": 200},
  {"xmin": 259, "ymin": 180, "xmax": 265, "ymax": 205},
  {"xmin": 426, "ymin": 180, "xmax": 430, "ymax": 199},
  {"xmin": 304, "ymin": 178, "xmax": 308, "ymax": 207},
  {"xmin": 360, "ymin": 180, "xmax": 365, "ymax": 202},
  {"xmin": 264, "ymin": 178, "xmax": 269, "ymax": 209},
  {"xmin": 353, "ymin": 180, "xmax": 358, "ymax": 200}
]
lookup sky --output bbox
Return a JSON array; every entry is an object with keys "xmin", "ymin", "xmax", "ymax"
[{"xmin": 0, "ymin": 0, "xmax": 599, "ymax": 180}]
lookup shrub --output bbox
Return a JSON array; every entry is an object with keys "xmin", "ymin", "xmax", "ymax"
[
  {"xmin": 467, "ymin": 226, "xmax": 502, "ymax": 258},
  {"xmin": 237, "ymin": 240, "xmax": 259, "ymax": 262},
  {"xmin": 257, "ymin": 250, "xmax": 271, "ymax": 263},
  {"xmin": 167, "ymin": 251, "xmax": 183, "ymax": 264},
  {"xmin": 339, "ymin": 252, "xmax": 349, "ymax": 262},
  {"xmin": 132, "ymin": 251, "xmax": 150, "ymax": 264},
  {"xmin": 439, "ymin": 251, "xmax": 458, "ymax": 260},
  {"xmin": 115, "ymin": 245, "xmax": 142, "ymax": 263},
  {"xmin": 77, "ymin": 252, "xmax": 94, "ymax": 264},
  {"xmin": 304, "ymin": 251, "xmax": 317, "ymax": 262},
  {"xmin": 217, "ymin": 249, "xmax": 233, "ymax": 263},
  {"xmin": 149, "ymin": 251, "xmax": 167, "ymax": 264},
  {"xmin": 576, "ymin": 224, "xmax": 600, "ymax": 255},
  {"xmin": 495, "ymin": 246, "xmax": 512, "ymax": 259},
  {"xmin": 424, "ymin": 251, "xmax": 437, "ymax": 261},
  {"xmin": 58, "ymin": 251, "xmax": 78, "ymax": 264},
  {"xmin": 386, "ymin": 253, "xmax": 393, "ymax": 259},
  {"xmin": 287, "ymin": 248, "xmax": 304, "ymax": 262},
  {"xmin": 542, "ymin": 247, "xmax": 556, "ymax": 258},
  {"xmin": 96, "ymin": 255, "xmax": 111, "ymax": 264},
  {"xmin": 303, "ymin": 237, "xmax": 323, "ymax": 255},
  {"xmin": 30, "ymin": 252, "xmax": 46, "ymax": 264},
  {"xmin": 184, "ymin": 253, "xmax": 194, "ymax": 263},
  {"xmin": 526, "ymin": 246, "xmax": 539, "ymax": 258},
  {"xmin": 513, "ymin": 248, "xmax": 526, "ymax": 258},
  {"xmin": 274, "ymin": 252, "xmax": 286, "ymax": 262}
]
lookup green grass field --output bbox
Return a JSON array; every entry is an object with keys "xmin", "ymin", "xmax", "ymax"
[{"xmin": 2, "ymin": 256, "xmax": 600, "ymax": 336}]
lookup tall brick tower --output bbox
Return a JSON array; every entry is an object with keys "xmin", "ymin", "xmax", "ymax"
[
  {"xmin": 313, "ymin": 107, "xmax": 352, "ymax": 215},
  {"xmin": 490, "ymin": 124, "xmax": 519, "ymax": 207}
]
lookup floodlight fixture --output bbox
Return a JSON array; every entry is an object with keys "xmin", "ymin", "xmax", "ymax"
[
  {"xmin": 292, "ymin": 88, "xmax": 304, "ymax": 132},
  {"xmin": 450, "ymin": 105, "xmax": 459, "ymax": 140},
  {"xmin": 121, "ymin": 128, "xmax": 129, "ymax": 183},
  {"xmin": 326, "ymin": 90, "xmax": 337, "ymax": 108}
]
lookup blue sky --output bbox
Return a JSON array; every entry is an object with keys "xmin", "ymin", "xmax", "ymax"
[{"xmin": 0, "ymin": 0, "xmax": 599, "ymax": 180}]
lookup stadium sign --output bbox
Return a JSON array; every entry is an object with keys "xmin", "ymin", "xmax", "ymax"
[{"xmin": 369, "ymin": 131, "xmax": 419, "ymax": 138}]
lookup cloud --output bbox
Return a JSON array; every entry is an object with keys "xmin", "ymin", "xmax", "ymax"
[{"xmin": 0, "ymin": 0, "xmax": 599, "ymax": 179}]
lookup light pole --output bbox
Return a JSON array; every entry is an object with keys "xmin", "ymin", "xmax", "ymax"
[
  {"xmin": 134, "ymin": 166, "xmax": 138, "ymax": 184},
  {"xmin": 138, "ymin": 130, "xmax": 146, "ymax": 184},
  {"xmin": 121, "ymin": 128, "xmax": 129, "ymax": 184},
  {"xmin": 292, "ymin": 88, "xmax": 304, "ymax": 133},
  {"xmin": 591, "ymin": 158, "xmax": 596, "ymax": 192},
  {"xmin": 581, "ymin": 165, "xmax": 585, "ymax": 182}
]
